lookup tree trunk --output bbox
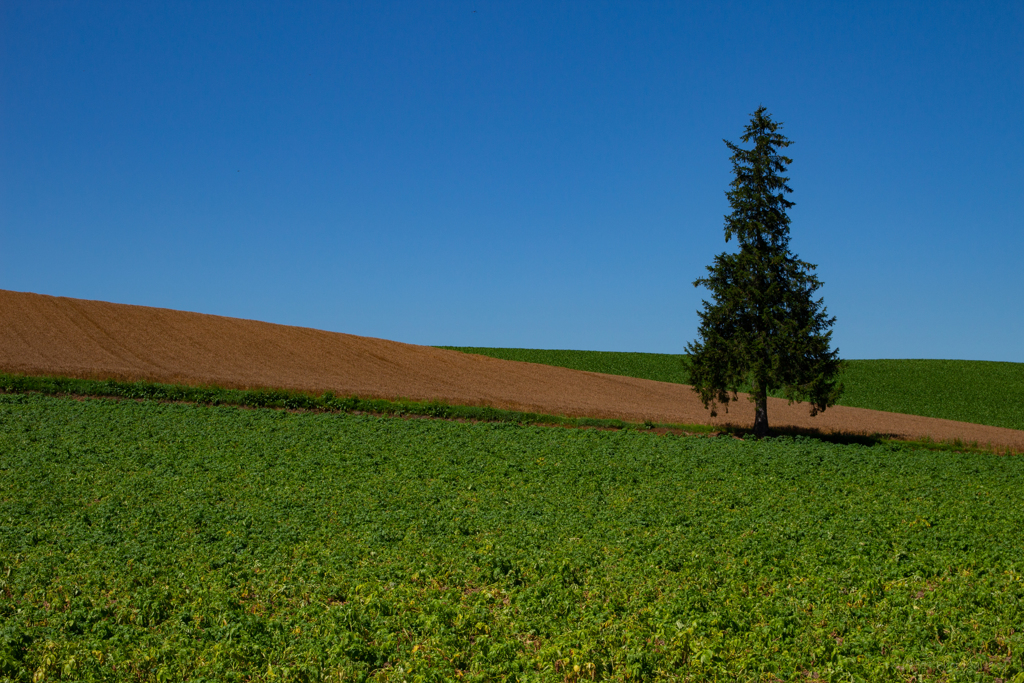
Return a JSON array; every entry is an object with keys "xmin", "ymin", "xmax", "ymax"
[{"xmin": 752, "ymin": 382, "xmax": 769, "ymax": 438}]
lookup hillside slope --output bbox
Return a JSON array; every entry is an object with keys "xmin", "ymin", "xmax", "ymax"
[
  {"xmin": 442, "ymin": 348, "xmax": 1024, "ymax": 431},
  {"xmin": 2, "ymin": 289, "xmax": 1022, "ymax": 449}
]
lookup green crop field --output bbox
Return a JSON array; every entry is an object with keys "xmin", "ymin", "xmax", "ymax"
[
  {"xmin": 2, "ymin": 393, "xmax": 1023, "ymax": 682},
  {"xmin": 837, "ymin": 360, "xmax": 1024, "ymax": 431},
  {"xmin": 441, "ymin": 349, "xmax": 1024, "ymax": 431}
]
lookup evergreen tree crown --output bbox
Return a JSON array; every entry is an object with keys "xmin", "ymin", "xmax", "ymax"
[
  {"xmin": 686, "ymin": 106, "xmax": 843, "ymax": 436},
  {"xmin": 724, "ymin": 106, "xmax": 794, "ymax": 250}
]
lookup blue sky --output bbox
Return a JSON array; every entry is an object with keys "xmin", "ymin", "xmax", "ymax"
[{"xmin": 2, "ymin": 1, "xmax": 1021, "ymax": 361}]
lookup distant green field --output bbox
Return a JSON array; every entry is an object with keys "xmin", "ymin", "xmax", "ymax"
[
  {"xmin": 837, "ymin": 359, "xmax": 1024, "ymax": 431},
  {"xmin": 441, "ymin": 349, "xmax": 1024, "ymax": 431},
  {"xmin": 3, "ymin": 393, "xmax": 1023, "ymax": 681},
  {"xmin": 440, "ymin": 348, "xmax": 694, "ymax": 385}
]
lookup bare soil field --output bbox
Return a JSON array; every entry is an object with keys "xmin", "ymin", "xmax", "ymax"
[{"xmin": 2, "ymin": 289, "xmax": 1022, "ymax": 450}]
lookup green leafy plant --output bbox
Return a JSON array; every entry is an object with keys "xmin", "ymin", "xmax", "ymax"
[{"xmin": 1, "ymin": 393, "xmax": 1022, "ymax": 681}]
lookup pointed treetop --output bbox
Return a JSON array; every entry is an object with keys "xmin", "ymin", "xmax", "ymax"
[{"xmin": 723, "ymin": 106, "xmax": 795, "ymax": 249}]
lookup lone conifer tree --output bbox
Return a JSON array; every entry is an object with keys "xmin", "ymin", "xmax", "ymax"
[{"xmin": 686, "ymin": 107, "xmax": 842, "ymax": 438}]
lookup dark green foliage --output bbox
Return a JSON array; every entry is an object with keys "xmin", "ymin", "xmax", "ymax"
[
  {"xmin": 687, "ymin": 107, "xmax": 842, "ymax": 437},
  {"xmin": 2, "ymin": 394, "xmax": 1023, "ymax": 681}
]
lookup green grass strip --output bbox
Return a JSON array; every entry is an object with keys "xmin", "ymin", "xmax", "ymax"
[{"xmin": 0, "ymin": 372, "xmax": 714, "ymax": 436}]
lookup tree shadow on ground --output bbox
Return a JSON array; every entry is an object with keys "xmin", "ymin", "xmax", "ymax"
[
  {"xmin": 718, "ymin": 422, "xmax": 895, "ymax": 448},
  {"xmin": 716, "ymin": 423, "xmax": 1021, "ymax": 455}
]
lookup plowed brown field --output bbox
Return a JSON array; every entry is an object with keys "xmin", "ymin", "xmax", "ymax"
[{"xmin": 2, "ymin": 289, "xmax": 1022, "ymax": 450}]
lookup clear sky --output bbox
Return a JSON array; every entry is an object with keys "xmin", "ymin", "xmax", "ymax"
[{"xmin": 2, "ymin": 1, "xmax": 1021, "ymax": 361}]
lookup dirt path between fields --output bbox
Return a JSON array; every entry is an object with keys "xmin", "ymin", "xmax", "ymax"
[{"xmin": 2, "ymin": 289, "xmax": 1022, "ymax": 451}]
